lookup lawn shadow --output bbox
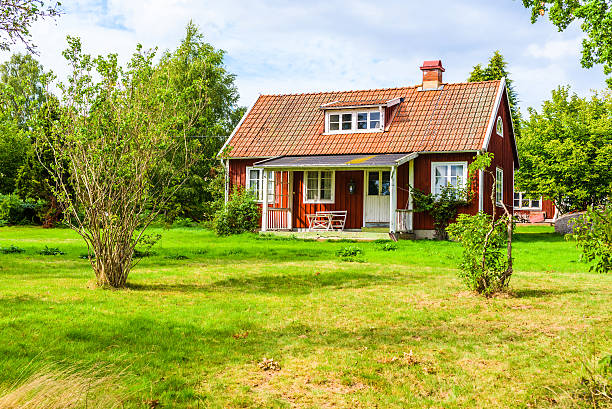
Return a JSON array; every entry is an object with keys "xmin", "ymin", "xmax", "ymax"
[
  {"xmin": 513, "ymin": 232, "xmax": 565, "ymax": 243},
  {"xmin": 126, "ymin": 270, "xmax": 400, "ymax": 295},
  {"xmin": 511, "ymin": 288, "xmax": 580, "ymax": 298}
]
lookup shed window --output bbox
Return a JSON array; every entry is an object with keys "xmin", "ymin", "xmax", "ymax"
[
  {"xmin": 304, "ymin": 170, "xmax": 334, "ymax": 203},
  {"xmin": 514, "ymin": 192, "xmax": 541, "ymax": 209}
]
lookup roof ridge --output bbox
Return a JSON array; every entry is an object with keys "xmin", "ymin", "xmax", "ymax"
[{"xmin": 259, "ymin": 79, "xmax": 500, "ymax": 98}]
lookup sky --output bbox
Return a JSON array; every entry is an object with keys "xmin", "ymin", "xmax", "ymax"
[{"xmin": 2, "ymin": 0, "xmax": 607, "ymax": 114}]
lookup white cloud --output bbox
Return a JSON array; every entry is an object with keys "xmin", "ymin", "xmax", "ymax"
[{"xmin": 0, "ymin": 0, "xmax": 607, "ymax": 114}]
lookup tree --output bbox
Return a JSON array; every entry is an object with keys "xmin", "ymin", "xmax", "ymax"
[
  {"xmin": 0, "ymin": 0, "xmax": 61, "ymax": 54},
  {"xmin": 0, "ymin": 53, "xmax": 51, "ymax": 128},
  {"xmin": 40, "ymin": 36, "xmax": 204, "ymax": 288},
  {"xmin": 468, "ymin": 51, "xmax": 521, "ymax": 136},
  {"xmin": 159, "ymin": 22, "xmax": 244, "ymax": 222},
  {"xmin": 0, "ymin": 121, "xmax": 28, "ymax": 194},
  {"xmin": 572, "ymin": 204, "xmax": 612, "ymax": 274},
  {"xmin": 515, "ymin": 86, "xmax": 612, "ymax": 213},
  {"xmin": 522, "ymin": 0, "xmax": 612, "ymax": 88}
]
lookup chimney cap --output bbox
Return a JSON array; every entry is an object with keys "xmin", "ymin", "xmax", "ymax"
[{"xmin": 420, "ymin": 60, "xmax": 445, "ymax": 72}]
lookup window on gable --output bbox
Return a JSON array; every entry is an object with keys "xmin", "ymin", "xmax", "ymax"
[
  {"xmin": 246, "ymin": 167, "xmax": 274, "ymax": 202},
  {"xmin": 431, "ymin": 162, "xmax": 467, "ymax": 197},
  {"xmin": 496, "ymin": 167, "xmax": 503, "ymax": 205},
  {"xmin": 326, "ymin": 109, "xmax": 383, "ymax": 133},
  {"xmin": 496, "ymin": 116, "xmax": 503, "ymax": 137},
  {"xmin": 304, "ymin": 170, "xmax": 334, "ymax": 203}
]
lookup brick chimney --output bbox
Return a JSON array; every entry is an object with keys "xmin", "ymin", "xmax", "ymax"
[{"xmin": 420, "ymin": 60, "xmax": 445, "ymax": 90}]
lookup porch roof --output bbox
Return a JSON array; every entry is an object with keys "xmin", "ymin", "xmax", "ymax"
[{"xmin": 253, "ymin": 153, "xmax": 416, "ymax": 169}]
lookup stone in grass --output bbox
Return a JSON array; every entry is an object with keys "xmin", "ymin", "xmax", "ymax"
[
  {"xmin": 555, "ymin": 211, "xmax": 586, "ymax": 235},
  {"xmin": 258, "ymin": 357, "xmax": 280, "ymax": 371}
]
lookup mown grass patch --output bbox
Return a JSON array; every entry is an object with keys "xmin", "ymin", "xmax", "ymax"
[{"xmin": 0, "ymin": 225, "xmax": 609, "ymax": 408}]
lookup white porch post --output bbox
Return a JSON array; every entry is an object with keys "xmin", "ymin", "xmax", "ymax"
[
  {"xmin": 262, "ymin": 170, "xmax": 268, "ymax": 232},
  {"xmin": 288, "ymin": 171, "xmax": 293, "ymax": 230},
  {"xmin": 408, "ymin": 159, "xmax": 415, "ymax": 231},
  {"xmin": 389, "ymin": 166, "xmax": 397, "ymax": 233}
]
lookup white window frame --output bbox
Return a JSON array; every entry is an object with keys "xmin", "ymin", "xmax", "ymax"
[
  {"xmin": 496, "ymin": 115, "xmax": 503, "ymax": 137},
  {"xmin": 246, "ymin": 167, "xmax": 274, "ymax": 203},
  {"xmin": 324, "ymin": 108, "xmax": 384, "ymax": 134},
  {"xmin": 496, "ymin": 167, "xmax": 503, "ymax": 206},
  {"xmin": 366, "ymin": 169, "xmax": 391, "ymax": 196},
  {"xmin": 303, "ymin": 170, "xmax": 335, "ymax": 204},
  {"xmin": 430, "ymin": 161, "xmax": 469, "ymax": 196},
  {"xmin": 513, "ymin": 192, "xmax": 542, "ymax": 210}
]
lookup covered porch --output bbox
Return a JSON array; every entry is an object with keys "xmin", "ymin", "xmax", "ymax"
[{"xmin": 251, "ymin": 153, "xmax": 418, "ymax": 234}]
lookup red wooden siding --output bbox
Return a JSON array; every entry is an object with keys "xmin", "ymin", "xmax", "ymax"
[
  {"xmin": 411, "ymin": 152, "xmax": 479, "ymax": 230},
  {"xmin": 482, "ymin": 88, "xmax": 515, "ymax": 217},
  {"xmin": 542, "ymin": 199, "xmax": 555, "ymax": 218},
  {"xmin": 292, "ymin": 170, "xmax": 364, "ymax": 229}
]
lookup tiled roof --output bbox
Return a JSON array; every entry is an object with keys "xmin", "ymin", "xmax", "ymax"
[{"xmin": 225, "ymin": 80, "xmax": 501, "ymax": 158}]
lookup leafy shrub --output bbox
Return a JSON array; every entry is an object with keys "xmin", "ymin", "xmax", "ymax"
[
  {"xmin": 171, "ymin": 217, "xmax": 199, "ymax": 228},
  {"xmin": 571, "ymin": 205, "xmax": 611, "ymax": 273},
  {"xmin": 447, "ymin": 212, "xmax": 513, "ymax": 296},
  {"xmin": 380, "ymin": 242, "xmax": 398, "ymax": 251},
  {"xmin": 0, "ymin": 194, "xmax": 43, "ymax": 225},
  {"xmin": 336, "ymin": 246, "xmax": 364, "ymax": 262},
  {"xmin": 0, "ymin": 245, "xmax": 25, "ymax": 254},
  {"xmin": 213, "ymin": 187, "xmax": 260, "ymax": 236},
  {"xmin": 412, "ymin": 184, "xmax": 472, "ymax": 240},
  {"xmin": 38, "ymin": 246, "xmax": 65, "ymax": 256}
]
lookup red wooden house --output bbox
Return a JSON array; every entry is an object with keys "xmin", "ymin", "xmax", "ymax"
[{"xmin": 219, "ymin": 60, "xmax": 519, "ymax": 238}]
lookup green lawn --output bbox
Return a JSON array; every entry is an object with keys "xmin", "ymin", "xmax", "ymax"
[{"xmin": 0, "ymin": 226, "xmax": 610, "ymax": 408}]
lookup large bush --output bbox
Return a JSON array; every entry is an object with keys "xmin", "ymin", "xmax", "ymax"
[
  {"xmin": 447, "ymin": 212, "xmax": 513, "ymax": 296},
  {"xmin": 213, "ymin": 187, "xmax": 260, "ymax": 236},
  {"xmin": 571, "ymin": 205, "xmax": 611, "ymax": 274},
  {"xmin": 0, "ymin": 194, "xmax": 42, "ymax": 225}
]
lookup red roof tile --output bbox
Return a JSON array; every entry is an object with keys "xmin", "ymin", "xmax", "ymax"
[{"xmin": 225, "ymin": 80, "xmax": 501, "ymax": 158}]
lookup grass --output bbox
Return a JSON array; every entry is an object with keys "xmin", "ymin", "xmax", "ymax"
[{"xmin": 0, "ymin": 225, "xmax": 610, "ymax": 408}]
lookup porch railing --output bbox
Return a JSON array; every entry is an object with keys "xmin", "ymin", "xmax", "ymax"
[
  {"xmin": 266, "ymin": 207, "xmax": 291, "ymax": 230},
  {"xmin": 395, "ymin": 209, "xmax": 413, "ymax": 232}
]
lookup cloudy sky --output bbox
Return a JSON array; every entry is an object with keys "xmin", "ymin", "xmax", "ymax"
[{"xmin": 3, "ymin": 0, "xmax": 607, "ymax": 113}]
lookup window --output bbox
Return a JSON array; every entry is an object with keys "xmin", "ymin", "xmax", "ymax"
[
  {"xmin": 325, "ymin": 109, "xmax": 383, "ymax": 133},
  {"xmin": 246, "ymin": 167, "xmax": 274, "ymax": 202},
  {"xmin": 496, "ymin": 116, "xmax": 503, "ymax": 137},
  {"xmin": 367, "ymin": 170, "xmax": 390, "ymax": 196},
  {"xmin": 495, "ymin": 167, "xmax": 503, "ymax": 205},
  {"xmin": 513, "ymin": 192, "xmax": 541, "ymax": 209},
  {"xmin": 431, "ymin": 162, "xmax": 468, "ymax": 196},
  {"xmin": 304, "ymin": 170, "xmax": 334, "ymax": 203}
]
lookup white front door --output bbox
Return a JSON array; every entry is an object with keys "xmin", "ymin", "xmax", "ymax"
[{"xmin": 364, "ymin": 170, "xmax": 390, "ymax": 225}]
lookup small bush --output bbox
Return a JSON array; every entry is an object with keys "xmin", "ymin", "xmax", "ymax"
[
  {"xmin": 38, "ymin": 246, "xmax": 65, "ymax": 256},
  {"xmin": 0, "ymin": 245, "xmax": 25, "ymax": 254},
  {"xmin": 379, "ymin": 242, "xmax": 398, "ymax": 251},
  {"xmin": 336, "ymin": 246, "xmax": 364, "ymax": 262},
  {"xmin": 213, "ymin": 187, "xmax": 260, "ymax": 236},
  {"xmin": 0, "ymin": 194, "xmax": 43, "ymax": 225},
  {"xmin": 446, "ymin": 212, "xmax": 513, "ymax": 296},
  {"xmin": 570, "ymin": 205, "xmax": 611, "ymax": 274}
]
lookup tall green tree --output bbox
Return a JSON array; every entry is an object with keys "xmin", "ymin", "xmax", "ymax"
[
  {"xmin": 0, "ymin": 0, "xmax": 61, "ymax": 54},
  {"xmin": 0, "ymin": 53, "xmax": 50, "ymax": 194},
  {"xmin": 468, "ymin": 51, "xmax": 521, "ymax": 136},
  {"xmin": 515, "ymin": 86, "xmax": 612, "ymax": 213},
  {"xmin": 522, "ymin": 0, "xmax": 612, "ymax": 88},
  {"xmin": 160, "ymin": 22, "xmax": 244, "ymax": 222}
]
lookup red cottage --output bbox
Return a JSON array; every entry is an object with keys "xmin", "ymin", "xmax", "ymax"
[{"xmin": 219, "ymin": 60, "xmax": 519, "ymax": 239}]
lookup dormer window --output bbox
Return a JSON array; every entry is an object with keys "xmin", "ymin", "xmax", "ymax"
[{"xmin": 325, "ymin": 109, "xmax": 383, "ymax": 134}]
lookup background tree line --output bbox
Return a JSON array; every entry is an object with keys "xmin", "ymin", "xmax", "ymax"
[{"xmin": 0, "ymin": 22, "xmax": 244, "ymax": 228}]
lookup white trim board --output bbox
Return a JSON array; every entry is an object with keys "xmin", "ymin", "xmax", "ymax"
[{"xmin": 482, "ymin": 77, "xmax": 506, "ymax": 151}]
